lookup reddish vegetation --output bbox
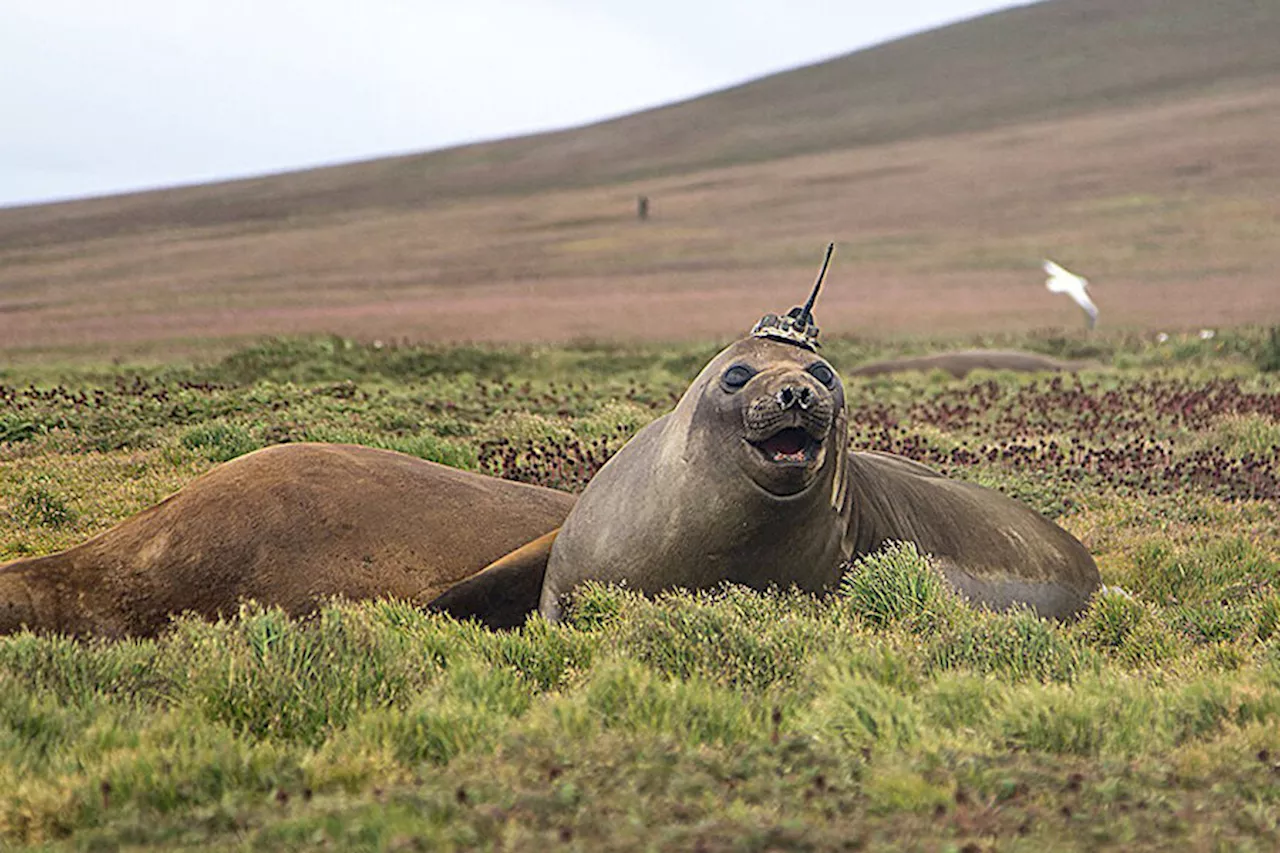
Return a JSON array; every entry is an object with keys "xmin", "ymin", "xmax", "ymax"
[
  {"xmin": 481, "ymin": 436, "xmax": 624, "ymax": 495},
  {"xmin": 483, "ymin": 375, "xmax": 1280, "ymax": 504},
  {"xmin": 855, "ymin": 377, "xmax": 1280, "ymax": 503}
]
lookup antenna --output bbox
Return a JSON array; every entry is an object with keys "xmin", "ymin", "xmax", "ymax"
[
  {"xmin": 749, "ymin": 241, "xmax": 836, "ymax": 351},
  {"xmin": 800, "ymin": 242, "xmax": 835, "ymax": 323}
]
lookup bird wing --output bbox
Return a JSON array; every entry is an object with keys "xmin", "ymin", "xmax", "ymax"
[
  {"xmin": 1043, "ymin": 259, "xmax": 1069, "ymax": 278},
  {"xmin": 1044, "ymin": 259, "xmax": 1088, "ymax": 293}
]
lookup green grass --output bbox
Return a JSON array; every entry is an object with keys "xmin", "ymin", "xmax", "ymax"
[{"xmin": 1, "ymin": 328, "xmax": 1280, "ymax": 850}]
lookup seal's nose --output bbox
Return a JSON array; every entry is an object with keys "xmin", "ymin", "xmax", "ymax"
[{"xmin": 776, "ymin": 385, "xmax": 813, "ymax": 410}]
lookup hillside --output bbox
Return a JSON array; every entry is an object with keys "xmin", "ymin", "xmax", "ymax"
[{"xmin": 2, "ymin": 0, "xmax": 1279, "ymax": 357}]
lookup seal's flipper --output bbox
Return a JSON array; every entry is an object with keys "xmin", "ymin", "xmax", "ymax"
[{"xmin": 426, "ymin": 528, "xmax": 561, "ymax": 629}]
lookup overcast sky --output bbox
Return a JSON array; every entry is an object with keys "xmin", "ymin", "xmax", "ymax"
[{"xmin": 1, "ymin": 0, "xmax": 1030, "ymax": 208}]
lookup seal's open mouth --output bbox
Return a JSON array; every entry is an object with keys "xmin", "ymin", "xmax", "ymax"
[{"xmin": 750, "ymin": 426, "xmax": 820, "ymax": 466}]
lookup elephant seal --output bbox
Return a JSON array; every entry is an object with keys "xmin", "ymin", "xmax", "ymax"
[
  {"xmin": 524, "ymin": 248, "xmax": 1101, "ymax": 622},
  {"xmin": 539, "ymin": 332, "xmax": 854, "ymax": 620},
  {"xmin": 0, "ymin": 443, "xmax": 574, "ymax": 638},
  {"xmin": 847, "ymin": 350, "xmax": 1091, "ymax": 379}
]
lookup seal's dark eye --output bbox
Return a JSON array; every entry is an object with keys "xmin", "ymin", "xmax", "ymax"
[
  {"xmin": 721, "ymin": 364, "xmax": 755, "ymax": 391},
  {"xmin": 808, "ymin": 362, "xmax": 836, "ymax": 388}
]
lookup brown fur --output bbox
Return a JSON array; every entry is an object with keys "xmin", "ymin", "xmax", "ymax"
[
  {"xmin": 847, "ymin": 349, "xmax": 1091, "ymax": 378},
  {"xmin": 0, "ymin": 443, "xmax": 573, "ymax": 638}
]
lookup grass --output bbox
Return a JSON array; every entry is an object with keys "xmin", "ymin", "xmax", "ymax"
[{"xmin": 1, "ymin": 328, "xmax": 1279, "ymax": 849}]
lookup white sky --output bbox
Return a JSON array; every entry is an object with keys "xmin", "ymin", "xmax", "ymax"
[{"xmin": 0, "ymin": 0, "xmax": 1030, "ymax": 208}]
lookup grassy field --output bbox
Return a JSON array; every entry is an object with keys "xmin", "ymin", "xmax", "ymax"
[{"xmin": 1, "ymin": 329, "xmax": 1279, "ymax": 851}]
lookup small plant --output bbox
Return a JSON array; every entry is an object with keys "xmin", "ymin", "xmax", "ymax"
[
  {"xmin": 1256, "ymin": 593, "xmax": 1280, "ymax": 642},
  {"xmin": 927, "ymin": 607, "xmax": 1092, "ymax": 683},
  {"xmin": 1074, "ymin": 587, "xmax": 1182, "ymax": 666},
  {"xmin": 301, "ymin": 427, "xmax": 477, "ymax": 470},
  {"xmin": 0, "ymin": 415, "xmax": 38, "ymax": 444},
  {"xmin": 609, "ymin": 585, "xmax": 825, "ymax": 692},
  {"xmin": 839, "ymin": 542, "xmax": 961, "ymax": 632},
  {"xmin": 179, "ymin": 423, "xmax": 261, "ymax": 462},
  {"xmin": 15, "ymin": 484, "xmax": 77, "ymax": 529}
]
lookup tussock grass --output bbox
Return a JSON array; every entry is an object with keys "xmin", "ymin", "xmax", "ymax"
[
  {"xmin": 2, "ymin": 332, "xmax": 1280, "ymax": 849},
  {"xmin": 2, "ymin": 582, "xmax": 1278, "ymax": 848},
  {"xmin": 206, "ymin": 336, "xmax": 527, "ymax": 385},
  {"xmin": 299, "ymin": 426, "xmax": 478, "ymax": 470},
  {"xmin": 839, "ymin": 541, "xmax": 964, "ymax": 633},
  {"xmin": 596, "ymin": 584, "xmax": 830, "ymax": 692},
  {"xmin": 179, "ymin": 422, "xmax": 260, "ymax": 463}
]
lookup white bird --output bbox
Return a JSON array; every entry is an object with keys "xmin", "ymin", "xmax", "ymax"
[{"xmin": 1043, "ymin": 259, "xmax": 1098, "ymax": 330}]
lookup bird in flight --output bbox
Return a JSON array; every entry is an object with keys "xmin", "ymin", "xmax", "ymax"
[{"xmin": 1043, "ymin": 259, "xmax": 1098, "ymax": 329}]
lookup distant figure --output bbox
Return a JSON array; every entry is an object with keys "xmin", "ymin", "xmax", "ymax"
[
  {"xmin": 637, "ymin": 195, "xmax": 649, "ymax": 221},
  {"xmin": 1043, "ymin": 259, "xmax": 1098, "ymax": 330}
]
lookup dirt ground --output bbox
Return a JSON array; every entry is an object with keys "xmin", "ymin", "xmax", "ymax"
[{"xmin": 2, "ymin": 85, "xmax": 1279, "ymax": 359}]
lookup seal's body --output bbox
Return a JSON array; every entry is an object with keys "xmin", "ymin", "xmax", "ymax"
[
  {"xmin": 542, "ymin": 337, "xmax": 852, "ymax": 619},
  {"xmin": 844, "ymin": 451, "xmax": 1098, "ymax": 619},
  {"xmin": 0, "ymin": 444, "xmax": 574, "ymax": 637},
  {"xmin": 848, "ymin": 350, "xmax": 1089, "ymax": 379},
  {"xmin": 537, "ymin": 335, "xmax": 1100, "ymax": 623}
]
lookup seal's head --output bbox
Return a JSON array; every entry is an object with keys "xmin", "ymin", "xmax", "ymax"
[
  {"xmin": 682, "ymin": 244, "xmax": 846, "ymax": 497},
  {"xmin": 693, "ymin": 336, "xmax": 845, "ymax": 496}
]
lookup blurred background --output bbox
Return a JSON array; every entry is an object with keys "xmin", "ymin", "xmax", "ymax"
[{"xmin": 2, "ymin": 0, "xmax": 1278, "ymax": 359}]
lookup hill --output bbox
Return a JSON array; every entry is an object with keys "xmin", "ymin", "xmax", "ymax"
[{"xmin": 2, "ymin": 0, "xmax": 1279, "ymax": 357}]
